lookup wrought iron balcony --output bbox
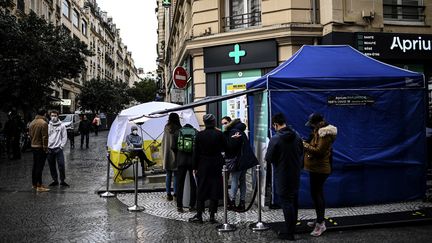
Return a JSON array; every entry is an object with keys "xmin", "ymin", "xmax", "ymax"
[
  {"xmin": 383, "ymin": 3, "xmax": 426, "ymax": 22},
  {"xmin": 223, "ymin": 11, "xmax": 261, "ymax": 30}
]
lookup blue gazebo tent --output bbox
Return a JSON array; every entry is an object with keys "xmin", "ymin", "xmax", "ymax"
[{"xmin": 247, "ymin": 45, "xmax": 427, "ymax": 207}]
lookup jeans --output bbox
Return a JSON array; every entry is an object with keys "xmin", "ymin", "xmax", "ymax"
[
  {"xmin": 229, "ymin": 169, "xmax": 247, "ymax": 201},
  {"xmin": 176, "ymin": 166, "xmax": 196, "ymax": 208},
  {"xmin": 47, "ymin": 148, "xmax": 66, "ymax": 183},
  {"xmin": 32, "ymin": 148, "xmax": 47, "ymax": 186},
  {"xmin": 80, "ymin": 132, "xmax": 89, "ymax": 148},
  {"xmin": 310, "ymin": 172, "xmax": 329, "ymax": 223},
  {"xmin": 277, "ymin": 192, "xmax": 298, "ymax": 235},
  {"xmin": 166, "ymin": 170, "xmax": 177, "ymax": 195}
]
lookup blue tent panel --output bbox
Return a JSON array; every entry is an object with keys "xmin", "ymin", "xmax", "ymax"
[{"xmin": 247, "ymin": 45, "xmax": 424, "ymax": 90}]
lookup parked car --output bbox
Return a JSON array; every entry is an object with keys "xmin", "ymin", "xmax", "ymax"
[{"xmin": 59, "ymin": 114, "xmax": 80, "ymax": 134}]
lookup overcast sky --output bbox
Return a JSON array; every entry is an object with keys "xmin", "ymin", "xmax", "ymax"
[{"xmin": 97, "ymin": 0, "xmax": 157, "ymax": 72}]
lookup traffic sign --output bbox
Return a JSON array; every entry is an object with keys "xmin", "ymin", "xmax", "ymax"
[{"xmin": 172, "ymin": 66, "xmax": 189, "ymax": 89}]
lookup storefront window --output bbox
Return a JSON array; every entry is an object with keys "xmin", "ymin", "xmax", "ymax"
[
  {"xmin": 224, "ymin": 0, "xmax": 261, "ymax": 30},
  {"xmin": 383, "ymin": 0, "xmax": 425, "ymax": 22}
]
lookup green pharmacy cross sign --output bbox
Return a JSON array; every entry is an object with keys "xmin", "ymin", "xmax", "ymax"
[
  {"xmin": 229, "ymin": 44, "xmax": 246, "ymax": 64},
  {"xmin": 162, "ymin": 0, "xmax": 171, "ymax": 7}
]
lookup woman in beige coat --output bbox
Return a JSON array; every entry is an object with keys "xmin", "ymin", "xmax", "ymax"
[{"xmin": 161, "ymin": 113, "xmax": 181, "ymax": 201}]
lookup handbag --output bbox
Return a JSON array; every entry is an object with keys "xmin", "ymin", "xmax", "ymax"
[
  {"xmin": 225, "ymin": 156, "xmax": 239, "ymax": 172},
  {"xmin": 225, "ymin": 138, "xmax": 244, "ymax": 172}
]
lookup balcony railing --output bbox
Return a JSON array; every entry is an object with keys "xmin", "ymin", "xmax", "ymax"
[
  {"xmin": 383, "ymin": 4, "xmax": 426, "ymax": 22},
  {"xmin": 223, "ymin": 11, "xmax": 261, "ymax": 30}
]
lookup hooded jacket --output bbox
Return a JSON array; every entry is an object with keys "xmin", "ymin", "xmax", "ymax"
[
  {"xmin": 48, "ymin": 120, "xmax": 67, "ymax": 149},
  {"xmin": 303, "ymin": 122, "xmax": 337, "ymax": 174},
  {"xmin": 265, "ymin": 126, "xmax": 304, "ymax": 195},
  {"xmin": 29, "ymin": 115, "xmax": 48, "ymax": 150},
  {"xmin": 224, "ymin": 119, "xmax": 258, "ymax": 171}
]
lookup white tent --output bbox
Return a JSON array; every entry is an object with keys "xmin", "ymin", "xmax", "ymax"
[{"xmin": 107, "ymin": 101, "xmax": 200, "ymax": 181}]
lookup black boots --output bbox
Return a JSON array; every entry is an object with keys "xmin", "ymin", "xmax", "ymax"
[
  {"xmin": 236, "ymin": 200, "xmax": 246, "ymax": 211},
  {"xmin": 188, "ymin": 213, "xmax": 203, "ymax": 224},
  {"xmin": 227, "ymin": 199, "xmax": 235, "ymax": 210},
  {"xmin": 209, "ymin": 212, "xmax": 217, "ymax": 224}
]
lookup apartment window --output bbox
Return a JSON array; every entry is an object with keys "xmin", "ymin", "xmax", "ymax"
[
  {"xmin": 224, "ymin": 0, "xmax": 261, "ymax": 30},
  {"xmin": 383, "ymin": 0, "xmax": 425, "ymax": 22},
  {"xmin": 17, "ymin": 0, "xmax": 25, "ymax": 13},
  {"xmin": 62, "ymin": 0, "xmax": 69, "ymax": 18},
  {"xmin": 81, "ymin": 19, "xmax": 87, "ymax": 36},
  {"xmin": 30, "ymin": 0, "xmax": 36, "ymax": 11},
  {"xmin": 72, "ymin": 9, "xmax": 79, "ymax": 28}
]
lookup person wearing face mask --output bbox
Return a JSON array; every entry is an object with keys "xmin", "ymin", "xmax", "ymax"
[
  {"xmin": 47, "ymin": 110, "xmax": 69, "ymax": 187},
  {"xmin": 125, "ymin": 126, "xmax": 157, "ymax": 176},
  {"xmin": 265, "ymin": 113, "xmax": 303, "ymax": 241}
]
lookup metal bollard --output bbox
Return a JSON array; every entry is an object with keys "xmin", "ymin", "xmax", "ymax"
[
  {"xmin": 100, "ymin": 151, "xmax": 115, "ymax": 198},
  {"xmin": 216, "ymin": 165, "xmax": 236, "ymax": 232},
  {"xmin": 249, "ymin": 164, "xmax": 269, "ymax": 231},
  {"xmin": 128, "ymin": 155, "xmax": 145, "ymax": 212}
]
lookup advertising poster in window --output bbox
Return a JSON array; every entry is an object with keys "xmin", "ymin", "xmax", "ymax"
[{"xmin": 221, "ymin": 69, "xmax": 261, "ymax": 125}]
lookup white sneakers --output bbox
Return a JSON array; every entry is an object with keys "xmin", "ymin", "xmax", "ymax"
[{"xmin": 310, "ymin": 222, "xmax": 326, "ymax": 237}]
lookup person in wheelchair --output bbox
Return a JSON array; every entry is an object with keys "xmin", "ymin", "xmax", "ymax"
[{"xmin": 125, "ymin": 126, "xmax": 157, "ymax": 176}]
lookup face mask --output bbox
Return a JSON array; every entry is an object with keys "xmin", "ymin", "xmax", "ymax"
[
  {"xmin": 51, "ymin": 117, "xmax": 58, "ymax": 122},
  {"xmin": 132, "ymin": 130, "xmax": 138, "ymax": 135},
  {"xmin": 221, "ymin": 125, "xmax": 226, "ymax": 132}
]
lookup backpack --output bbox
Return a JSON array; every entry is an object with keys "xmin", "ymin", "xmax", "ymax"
[{"xmin": 177, "ymin": 126, "xmax": 197, "ymax": 153}]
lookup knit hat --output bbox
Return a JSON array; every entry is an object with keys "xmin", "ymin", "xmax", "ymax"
[
  {"xmin": 203, "ymin": 114, "xmax": 216, "ymax": 127},
  {"xmin": 131, "ymin": 125, "xmax": 138, "ymax": 132}
]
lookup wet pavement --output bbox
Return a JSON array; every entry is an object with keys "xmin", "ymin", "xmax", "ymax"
[{"xmin": 1, "ymin": 131, "xmax": 432, "ymax": 242}]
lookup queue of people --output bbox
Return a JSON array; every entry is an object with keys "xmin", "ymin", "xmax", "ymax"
[{"xmin": 161, "ymin": 112, "xmax": 337, "ymax": 241}]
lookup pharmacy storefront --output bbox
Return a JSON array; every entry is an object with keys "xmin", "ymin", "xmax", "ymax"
[{"xmin": 203, "ymin": 40, "xmax": 277, "ymax": 125}]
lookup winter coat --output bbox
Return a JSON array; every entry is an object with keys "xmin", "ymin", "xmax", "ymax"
[
  {"xmin": 223, "ymin": 119, "xmax": 258, "ymax": 171},
  {"xmin": 161, "ymin": 124, "xmax": 180, "ymax": 171},
  {"xmin": 172, "ymin": 124, "xmax": 197, "ymax": 168},
  {"xmin": 48, "ymin": 120, "xmax": 67, "ymax": 149},
  {"xmin": 265, "ymin": 126, "xmax": 303, "ymax": 196},
  {"xmin": 303, "ymin": 122, "xmax": 337, "ymax": 174},
  {"xmin": 193, "ymin": 127, "xmax": 226, "ymax": 201},
  {"xmin": 126, "ymin": 133, "xmax": 143, "ymax": 148},
  {"xmin": 29, "ymin": 115, "xmax": 49, "ymax": 151},
  {"xmin": 79, "ymin": 119, "xmax": 92, "ymax": 134}
]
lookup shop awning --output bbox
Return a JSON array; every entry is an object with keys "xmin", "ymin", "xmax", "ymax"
[{"xmin": 131, "ymin": 87, "xmax": 264, "ymax": 119}]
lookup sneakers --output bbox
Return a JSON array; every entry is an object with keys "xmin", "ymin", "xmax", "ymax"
[
  {"xmin": 167, "ymin": 194, "xmax": 173, "ymax": 201},
  {"xmin": 177, "ymin": 207, "xmax": 184, "ymax": 213},
  {"xmin": 307, "ymin": 221, "xmax": 316, "ymax": 227},
  {"xmin": 235, "ymin": 200, "xmax": 245, "ymax": 212},
  {"xmin": 310, "ymin": 222, "xmax": 326, "ymax": 237},
  {"xmin": 36, "ymin": 186, "xmax": 50, "ymax": 192},
  {"xmin": 188, "ymin": 214, "xmax": 203, "ymax": 224},
  {"xmin": 49, "ymin": 181, "xmax": 59, "ymax": 186},
  {"xmin": 60, "ymin": 182, "xmax": 70, "ymax": 187}
]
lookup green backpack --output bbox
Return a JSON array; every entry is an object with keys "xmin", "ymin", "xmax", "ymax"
[{"xmin": 177, "ymin": 126, "xmax": 197, "ymax": 153}]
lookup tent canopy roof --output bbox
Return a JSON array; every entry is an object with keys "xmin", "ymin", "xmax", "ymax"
[{"xmin": 246, "ymin": 45, "xmax": 424, "ymax": 90}]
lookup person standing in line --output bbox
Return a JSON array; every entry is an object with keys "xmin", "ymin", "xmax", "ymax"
[
  {"xmin": 79, "ymin": 115, "xmax": 91, "ymax": 149},
  {"xmin": 222, "ymin": 116, "xmax": 258, "ymax": 211},
  {"xmin": 47, "ymin": 110, "xmax": 69, "ymax": 187},
  {"xmin": 161, "ymin": 113, "xmax": 181, "ymax": 201},
  {"xmin": 92, "ymin": 114, "xmax": 101, "ymax": 136},
  {"xmin": 303, "ymin": 113, "xmax": 337, "ymax": 237},
  {"xmin": 189, "ymin": 114, "xmax": 226, "ymax": 224},
  {"xmin": 265, "ymin": 113, "xmax": 303, "ymax": 241},
  {"xmin": 172, "ymin": 123, "xmax": 198, "ymax": 213},
  {"xmin": 29, "ymin": 109, "xmax": 50, "ymax": 192}
]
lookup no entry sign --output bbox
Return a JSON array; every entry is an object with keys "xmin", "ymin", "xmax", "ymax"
[{"xmin": 173, "ymin": 66, "xmax": 189, "ymax": 89}]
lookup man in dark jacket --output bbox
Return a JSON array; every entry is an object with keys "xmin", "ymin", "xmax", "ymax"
[
  {"xmin": 79, "ymin": 115, "xmax": 91, "ymax": 149},
  {"xmin": 172, "ymin": 124, "xmax": 197, "ymax": 213},
  {"xmin": 265, "ymin": 113, "xmax": 303, "ymax": 241},
  {"xmin": 125, "ymin": 126, "xmax": 156, "ymax": 176},
  {"xmin": 189, "ymin": 114, "xmax": 226, "ymax": 224}
]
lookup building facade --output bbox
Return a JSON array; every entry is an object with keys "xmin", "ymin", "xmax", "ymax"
[
  {"xmin": 157, "ymin": 0, "xmax": 432, "ymax": 125},
  {"xmin": 1, "ymin": 0, "xmax": 140, "ymax": 113}
]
